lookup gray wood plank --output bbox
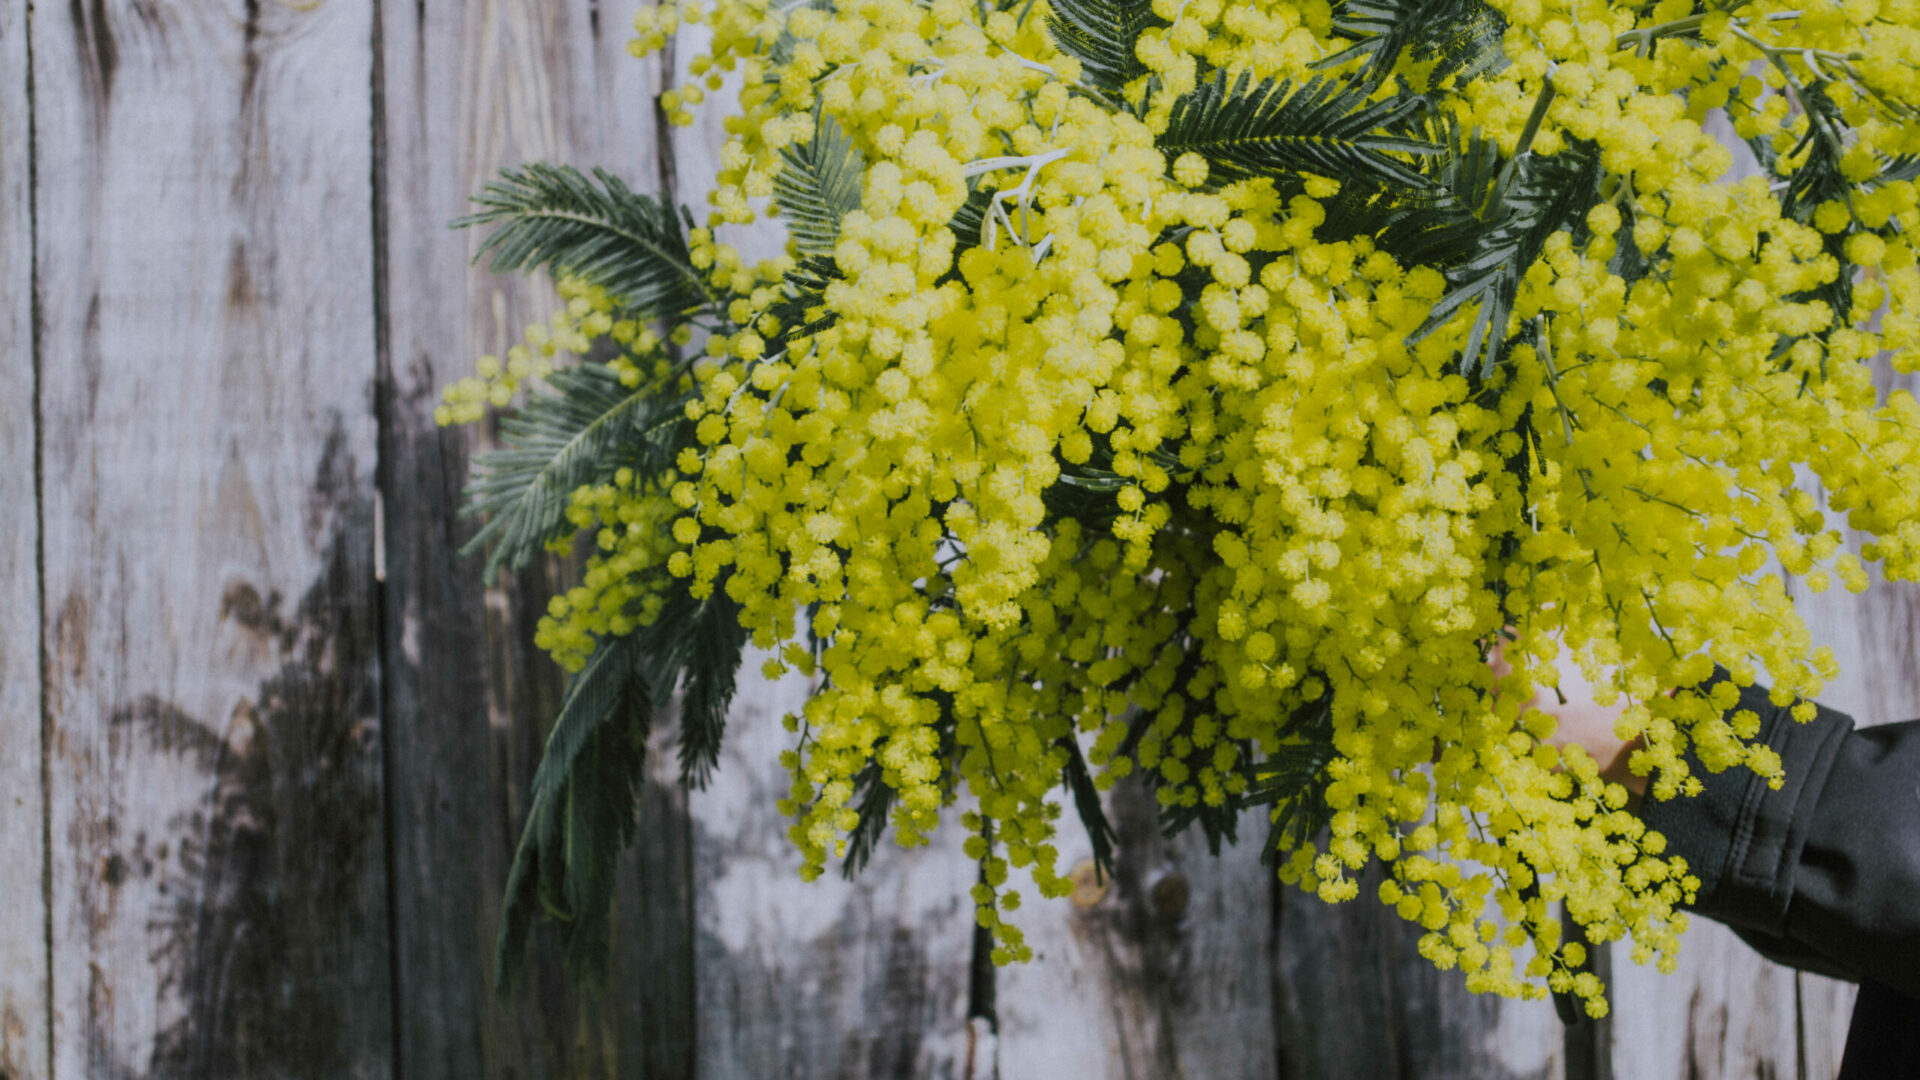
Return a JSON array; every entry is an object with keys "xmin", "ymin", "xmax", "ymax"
[
  {"xmin": 687, "ymin": 658, "xmax": 978, "ymax": 1080},
  {"xmin": 375, "ymin": 3, "xmax": 692, "ymax": 1077},
  {"xmin": 1274, "ymin": 864, "xmax": 1564, "ymax": 1080},
  {"xmin": 1797, "ymin": 972, "xmax": 1858, "ymax": 1080},
  {"xmin": 1610, "ymin": 920, "xmax": 1799, "ymax": 1080},
  {"xmin": 30, "ymin": 1, "xmax": 390, "ymax": 1076},
  {"xmin": 0, "ymin": 0, "xmax": 48, "ymax": 1077},
  {"xmin": 994, "ymin": 782, "xmax": 1279, "ymax": 1080}
]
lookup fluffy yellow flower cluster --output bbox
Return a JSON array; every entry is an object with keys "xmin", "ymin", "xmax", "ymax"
[{"xmin": 452, "ymin": 0, "xmax": 1920, "ymax": 1014}]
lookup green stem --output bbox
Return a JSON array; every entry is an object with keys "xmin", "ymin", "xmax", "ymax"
[{"xmin": 1486, "ymin": 78, "xmax": 1558, "ymax": 220}]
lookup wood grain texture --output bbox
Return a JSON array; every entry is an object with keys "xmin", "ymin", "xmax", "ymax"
[
  {"xmin": 687, "ymin": 657, "xmax": 978, "ymax": 1080},
  {"xmin": 994, "ymin": 785, "xmax": 1278, "ymax": 1080},
  {"xmin": 0, "ymin": 0, "xmax": 48, "ymax": 1077},
  {"xmin": 1274, "ymin": 863, "xmax": 1564, "ymax": 1080},
  {"xmin": 1796, "ymin": 972, "xmax": 1858, "ymax": 1080},
  {"xmin": 30, "ymin": 1, "xmax": 390, "ymax": 1077},
  {"xmin": 376, "ymin": 2, "xmax": 689, "ymax": 1077},
  {"xmin": 1609, "ymin": 921, "xmax": 1800, "ymax": 1080}
]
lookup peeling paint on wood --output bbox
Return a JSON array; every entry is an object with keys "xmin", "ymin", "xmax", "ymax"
[{"xmin": 31, "ymin": 0, "xmax": 390, "ymax": 1074}]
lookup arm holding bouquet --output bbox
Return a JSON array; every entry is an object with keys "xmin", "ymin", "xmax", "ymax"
[{"xmin": 1514, "ymin": 642, "xmax": 1920, "ymax": 1073}]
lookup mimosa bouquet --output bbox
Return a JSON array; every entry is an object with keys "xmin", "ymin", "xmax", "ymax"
[{"xmin": 439, "ymin": 0, "xmax": 1920, "ymax": 1015}]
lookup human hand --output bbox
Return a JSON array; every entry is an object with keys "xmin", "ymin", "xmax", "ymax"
[{"xmin": 1488, "ymin": 636, "xmax": 1649, "ymax": 801}]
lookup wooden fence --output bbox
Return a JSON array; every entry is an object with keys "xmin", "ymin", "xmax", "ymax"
[{"xmin": 0, "ymin": 2, "xmax": 1909, "ymax": 1078}]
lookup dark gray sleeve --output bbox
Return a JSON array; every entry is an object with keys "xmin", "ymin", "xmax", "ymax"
[{"xmin": 1638, "ymin": 681, "xmax": 1920, "ymax": 998}]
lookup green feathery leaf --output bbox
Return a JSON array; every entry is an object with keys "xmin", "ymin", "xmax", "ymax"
[
  {"xmin": 495, "ymin": 635, "xmax": 652, "ymax": 994},
  {"xmin": 457, "ymin": 163, "xmax": 711, "ymax": 321},
  {"xmin": 1321, "ymin": 0, "xmax": 1508, "ymax": 88},
  {"xmin": 840, "ymin": 758, "xmax": 898, "ymax": 879},
  {"xmin": 1775, "ymin": 81, "xmax": 1861, "ymax": 342},
  {"xmin": 774, "ymin": 111, "xmax": 865, "ymax": 257},
  {"xmin": 1044, "ymin": 0, "xmax": 1164, "ymax": 99},
  {"xmin": 767, "ymin": 0, "xmax": 834, "ymax": 73},
  {"xmin": 597, "ymin": 576, "xmax": 754, "ymax": 788},
  {"xmin": 461, "ymin": 362, "xmax": 684, "ymax": 584},
  {"xmin": 1248, "ymin": 699, "xmax": 1337, "ymax": 863},
  {"xmin": 1158, "ymin": 71, "xmax": 1439, "ymax": 191},
  {"xmin": 674, "ymin": 587, "xmax": 749, "ymax": 787},
  {"xmin": 1063, "ymin": 738, "xmax": 1119, "ymax": 884},
  {"xmin": 1317, "ymin": 116, "xmax": 1503, "ymax": 268},
  {"xmin": 1409, "ymin": 140, "xmax": 1603, "ymax": 378},
  {"xmin": 494, "ymin": 572, "xmax": 755, "ymax": 990},
  {"xmin": 1882, "ymin": 154, "xmax": 1920, "ymax": 184},
  {"xmin": 555, "ymin": 698, "xmax": 650, "ymax": 982},
  {"xmin": 770, "ymin": 255, "xmax": 843, "ymax": 345},
  {"xmin": 945, "ymin": 184, "xmax": 996, "ymax": 259}
]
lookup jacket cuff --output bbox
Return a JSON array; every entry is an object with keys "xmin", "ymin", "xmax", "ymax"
[{"xmin": 1639, "ymin": 679, "xmax": 1853, "ymax": 937}]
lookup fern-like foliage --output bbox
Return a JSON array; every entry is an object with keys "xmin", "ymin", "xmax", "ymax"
[
  {"xmin": 1321, "ymin": 0, "xmax": 1508, "ymax": 89},
  {"xmin": 1883, "ymin": 154, "xmax": 1920, "ymax": 184},
  {"xmin": 1158, "ymin": 71, "xmax": 1439, "ymax": 190},
  {"xmin": 494, "ymin": 569, "xmax": 755, "ymax": 991},
  {"xmin": 1775, "ymin": 82, "xmax": 1865, "ymax": 349},
  {"xmin": 774, "ymin": 111, "xmax": 865, "ymax": 257},
  {"xmin": 767, "ymin": 0, "xmax": 834, "ymax": 74},
  {"xmin": 495, "ymin": 635, "xmax": 653, "ymax": 992},
  {"xmin": 671, "ymin": 587, "xmax": 750, "ymax": 787},
  {"xmin": 1407, "ymin": 140, "xmax": 1603, "ymax": 378},
  {"xmin": 840, "ymin": 759, "xmax": 898, "ymax": 879},
  {"xmin": 945, "ymin": 185, "xmax": 996, "ymax": 259},
  {"xmin": 769, "ymin": 255, "xmax": 843, "ymax": 346},
  {"xmin": 1045, "ymin": 0, "xmax": 1164, "ymax": 100},
  {"xmin": 1248, "ymin": 700, "xmax": 1337, "ymax": 863},
  {"xmin": 458, "ymin": 164, "xmax": 711, "ymax": 321},
  {"xmin": 1284, "ymin": 108, "xmax": 1602, "ymax": 377},
  {"xmin": 1317, "ymin": 116, "xmax": 1503, "ymax": 268},
  {"xmin": 461, "ymin": 362, "xmax": 687, "ymax": 584},
  {"xmin": 1063, "ymin": 737, "xmax": 1120, "ymax": 883}
]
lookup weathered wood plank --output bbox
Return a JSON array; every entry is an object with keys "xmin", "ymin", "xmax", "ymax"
[
  {"xmin": 687, "ymin": 657, "xmax": 978, "ymax": 1080},
  {"xmin": 1797, "ymin": 972, "xmax": 1858, "ymax": 1080},
  {"xmin": 1609, "ymin": 920, "xmax": 1800, "ymax": 1080},
  {"xmin": 376, "ymin": 2, "xmax": 689, "ymax": 1077},
  {"xmin": 0, "ymin": 1, "xmax": 49, "ymax": 1077},
  {"xmin": 994, "ymin": 783, "xmax": 1279, "ymax": 1080},
  {"xmin": 31, "ymin": 1, "xmax": 390, "ymax": 1077},
  {"xmin": 1274, "ymin": 864, "xmax": 1564, "ymax": 1080}
]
